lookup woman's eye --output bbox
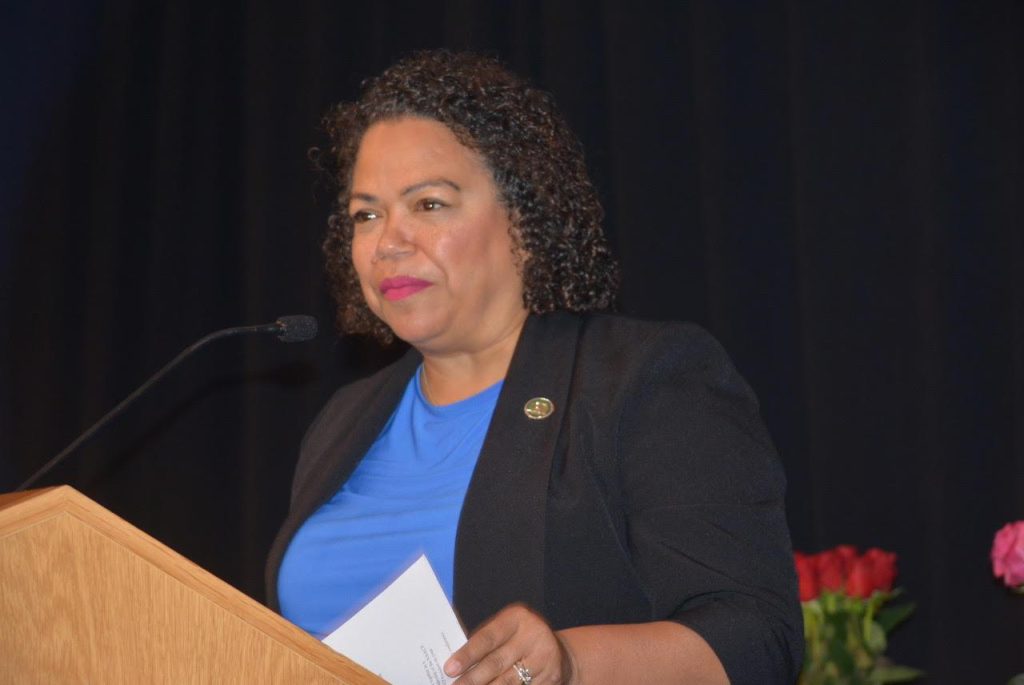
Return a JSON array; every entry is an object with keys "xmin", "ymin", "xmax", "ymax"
[
  {"xmin": 416, "ymin": 198, "xmax": 446, "ymax": 211},
  {"xmin": 351, "ymin": 209, "xmax": 378, "ymax": 223}
]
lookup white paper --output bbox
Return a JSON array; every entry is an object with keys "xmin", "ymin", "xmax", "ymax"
[{"xmin": 322, "ymin": 555, "xmax": 468, "ymax": 685}]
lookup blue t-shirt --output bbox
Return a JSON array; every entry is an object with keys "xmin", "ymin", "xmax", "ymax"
[{"xmin": 277, "ymin": 369, "xmax": 503, "ymax": 637}]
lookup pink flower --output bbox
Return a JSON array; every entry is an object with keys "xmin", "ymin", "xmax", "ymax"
[{"xmin": 992, "ymin": 521, "xmax": 1024, "ymax": 588}]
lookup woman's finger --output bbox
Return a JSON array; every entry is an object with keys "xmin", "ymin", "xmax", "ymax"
[
  {"xmin": 447, "ymin": 604, "xmax": 569, "ymax": 685},
  {"xmin": 446, "ymin": 606, "xmax": 520, "ymax": 678}
]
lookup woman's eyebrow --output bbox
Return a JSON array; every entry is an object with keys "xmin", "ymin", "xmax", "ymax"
[
  {"xmin": 350, "ymin": 178, "xmax": 461, "ymax": 206},
  {"xmin": 401, "ymin": 178, "xmax": 461, "ymax": 196}
]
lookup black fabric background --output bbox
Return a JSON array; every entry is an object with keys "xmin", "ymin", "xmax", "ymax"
[{"xmin": 1, "ymin": 2, "xmax": 1021, "ymax": 681}]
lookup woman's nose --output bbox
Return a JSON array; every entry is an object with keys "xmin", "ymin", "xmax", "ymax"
[{"xmin": 372, "ymin": 213, "xmax": 414, "ymax": 262}]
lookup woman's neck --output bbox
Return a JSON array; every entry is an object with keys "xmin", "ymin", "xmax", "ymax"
[{"xmin": 418, "ymin": 317, "xmax": 525, "ymax": 406}]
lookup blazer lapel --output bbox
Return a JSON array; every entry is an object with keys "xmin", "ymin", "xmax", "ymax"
[
  {"xmin": 292, "ymin": 349, "xmax": 421, "ymax": 513},
  {"xmin": 454, "ymin": 313, "xmax": 583, "ymax": 630}
]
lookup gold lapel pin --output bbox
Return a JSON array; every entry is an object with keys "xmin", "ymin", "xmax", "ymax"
[{"xmin": 523, "ymin": 397, "xmax": 554, "ymax": 420}]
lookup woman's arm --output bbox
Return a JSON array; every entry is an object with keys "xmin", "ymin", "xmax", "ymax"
[
  {"xmin": 446, "ymin": 320, "xmax": 801, "ymax": 684},
  {"xmin": 559, "ymin": 621, "xmax": 727, "ymax": 685},
  {"xmin": 445, "ymin": 605, "xmax": 728, "ymax": 685}
]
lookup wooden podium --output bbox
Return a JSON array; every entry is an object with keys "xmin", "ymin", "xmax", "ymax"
[{"xmin": 0, "ymin": 486, "xmax": 385, "ymax": 684}]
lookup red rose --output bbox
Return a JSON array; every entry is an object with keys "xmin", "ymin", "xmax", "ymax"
[
  {"xmin": 834, "ymin": 545, "xmax": 858, "ymax": 575},
  {"xmin": 846, "ymin": 557, "xmax": 875, "ymax": 598},
  {"xmin": 795, "ymin": 545, "xmax": 900, "ymax": 601},
  {"xmin": 862, "ymin": 547, "xmax": 898, "ymax": 592},
  {"xmin": 794, "ymin": 552, "xmax": 819, "ymax": 601},
  {"xmin": 815, "ymin": 550, "xmax": 846, "ymax": 592}
]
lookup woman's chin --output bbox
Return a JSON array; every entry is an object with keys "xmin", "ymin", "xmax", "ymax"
[{"xmin": 382, "ymin": 319, "xmax": 448, "ymax": 351}]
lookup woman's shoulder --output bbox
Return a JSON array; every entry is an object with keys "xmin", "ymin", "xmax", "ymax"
[
  {"xmin": 562, "ymin": 312, "xmax": 763, "ymax": 425},
  {"xmin": 303, "ymin": 349, "xmax": 420, "ymax": 447},
  {"xmin": 288, "ymin": 348, "xmax": 420, "ymax": 505},
  {"xmin": 586, "ymin": 312, "xmax": 712, "ymax": 336},
  {"xmin": 575, "ymin": 312, "xmax": 739, "ymax": 377}
]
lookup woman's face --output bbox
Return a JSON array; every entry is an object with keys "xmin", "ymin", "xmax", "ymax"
[{"xmin": 348, "ymin": 117, "xmax": 527, "ymax": 356}]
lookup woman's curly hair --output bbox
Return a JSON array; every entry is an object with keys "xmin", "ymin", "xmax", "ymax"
[{"xmin": 320, "ymin": 50, "xmax": 620, "ymax": 342}]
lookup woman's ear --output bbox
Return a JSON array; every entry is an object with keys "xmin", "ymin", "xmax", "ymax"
[{"xmin": 507, "ymin": 211, "xmax": 531, "ymax": 270}]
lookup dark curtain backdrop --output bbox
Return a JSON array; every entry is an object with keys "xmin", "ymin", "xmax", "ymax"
[{"xmin": 2, "ymin": 2, "xmax": 1021, "ymax": 681}]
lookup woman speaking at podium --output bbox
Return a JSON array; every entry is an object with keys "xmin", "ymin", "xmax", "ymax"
[{"xmin": 266, "ymin": 51, "xmax": 802, "ymax": 685}]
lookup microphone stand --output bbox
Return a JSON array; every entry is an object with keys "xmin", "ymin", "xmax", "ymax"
[{"xmin": 16, "ymin": 317, "xmax": 316, "ymax": 491}]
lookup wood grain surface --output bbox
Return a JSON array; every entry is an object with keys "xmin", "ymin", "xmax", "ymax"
[{"xmin": 0, "ymin": 486, "xmax": 387, "ymax": 684}]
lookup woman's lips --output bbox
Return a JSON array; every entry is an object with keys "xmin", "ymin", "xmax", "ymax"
[{"xmin": 379, "ymin": 276, "xmax": 432, "ymax": 301}]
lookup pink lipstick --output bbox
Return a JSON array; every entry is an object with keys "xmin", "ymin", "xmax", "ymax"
[{"xmin": 380, "ymin": 276, "xmax": 432, "ymax": 301}]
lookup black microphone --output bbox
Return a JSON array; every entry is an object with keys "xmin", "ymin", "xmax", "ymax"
[{"xmin": 15, "ymin": 315, "xmax": 319, "ymax": 491}]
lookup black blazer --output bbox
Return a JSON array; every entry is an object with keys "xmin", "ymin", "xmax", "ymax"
[{"xmin": 266, "ymin": 312, "xmax": 803, "ymax": 684}]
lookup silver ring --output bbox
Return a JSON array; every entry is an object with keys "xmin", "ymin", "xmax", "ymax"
[{"xmin": 513, "ymin": 661, "xmax": 533, "ymax": 685}]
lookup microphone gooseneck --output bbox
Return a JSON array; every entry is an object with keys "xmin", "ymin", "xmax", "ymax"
[{"xmin": 15, "ymin": 315, "xmax": 319, "ymax": 492}]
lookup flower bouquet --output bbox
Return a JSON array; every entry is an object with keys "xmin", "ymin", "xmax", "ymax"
[
  {"xmin": 992, "ymin": 521, "xmax": 1024, "ymax": 685},
  {"xmin": 795, "ymin": 545, "xmax": 922, "ymax": 684},
  {"xmin": 992, "ymin": 521, "xmax": 1024, "ymax": 594}
]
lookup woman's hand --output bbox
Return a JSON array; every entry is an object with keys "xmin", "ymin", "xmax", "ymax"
[{"xmin": 444, "ymin": 604, "xmax": 576, "ymax": 685}]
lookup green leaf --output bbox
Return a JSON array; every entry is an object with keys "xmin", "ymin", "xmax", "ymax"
[
  {"xmin": 876, "ymin": 602, "xmax": 915, "ymax": 632},
  {"xmin": 1006, "ymin": 674, "xmax": 1024, "ymax": 685},
  {"xmin": 863, "ymin": 619, "xmax": 886, "ymax": 654},
  {"xmin": 865, "ymin": 591, "xmax": 888, "ymax": 616},
  {"xmin": 870, "ymin": 665, "xmax": 925, "ymax": 683}
]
